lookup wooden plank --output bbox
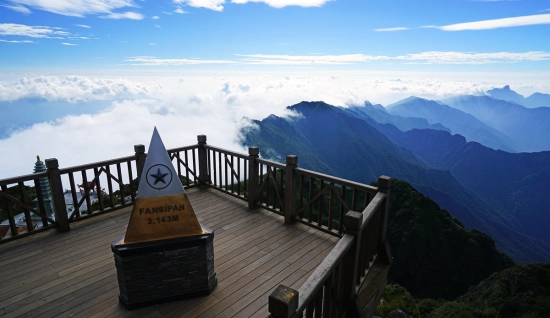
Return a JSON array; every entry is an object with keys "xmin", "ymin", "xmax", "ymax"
[
  {"xmin": 30, "ymin": 277, "xmax": 119, "ymax": 318},
  {"xmin": 0, "ymin": 188, "xmax": 342, "ymax": 318},
  {"xmin": 176, "ymin": 232, "xmax": 334, "ymax": 317},
  {"xmin": 218, "ymin": 239, "xmax": 337, "ymax": 317},
  {"xmin": 2, "ymin": 266, "xmax": 116, "ymax": 317},
  {"xmin": 1, "ymin": 257, "xmax": 114, "ymax": 308},
  {"xmin": 0, "ymin": 250, "xmax": 112, "ymax": 299}
]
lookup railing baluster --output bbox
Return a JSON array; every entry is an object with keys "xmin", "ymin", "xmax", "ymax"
[
  {"xmin": 306, "ymin": 300, "xmax": 315, "ymax": 318},
  {"xmin": 308, "ymin": 177, "xmax": 313, "ymax": 222},
  {"xmin": 318, "ymin": 179, "xmax": 323, "ymax": 227},
  {"xmin": 266, "ymin": 167, "xmax": 271, "ymax": 208},
  {"xmin": 237, "ymin": 156, "xmax": 241, "ymax": 195},
  {"xmin": 229, "ymin": 155, "xmax": 234, "ymax": 193},
  {"xmin": 339, "ymin": 185, "xmax": 346, "ymax": 234},
  {"xmin": 300, "ymin": 174, "xmax": 304, "ymax": 218},
  {"xmin": 176, "ymin": 151, "xmax": 182, "ymax": 183},
  {"xmin": 127, "ymin": 161, "xmax": 135, "ymax": 202},
  {"xmin": 185, "ymin": 150, "xmax": 190, "ymax": 187},
  {"xmin": 2, "ymin": 185, "xmax": 18, "ymax": 236},
  {"xmin": 322, "ymin": 272, "xmax": 333, "ymax": 317},
  {"xmin": 116, "ymin": 163, "xmax": 125, "ymax": 206},
  {"xmin": 314, "ymin": 288, "xmax": 323, "ymax": 318},
  {"xmin": 224, "ymin": 155, "xmax": 229, "ymax": 192},
  {"xmin": 82, "ymin": 170, "xmax": 92, "ymax": 214},
  {"xmin": 212, "ymin": 150, "xmax": 217, "ymax": 186},
  {"xmin": 94, "ymin": 168, "xmax": 103, "ymax": 212},
  {"xmin": 218, "ymin": 151, "xmax": 222, "ymax": 188},
  {"xmin": 68, "ymin": 173, "xmax": 79, "ymax": 219},
  {"xmin": 106, "ymin": 165, "xmax": 115, "ymax": 208},
  {"xmin": 33, "ymin": 179, "xmax": 48, "ymax": 227},
  {"xmin": 331, "ymin": 263, "xmax": 340, "ymax": 317},
  {"xmin": 18, "ymin": 182, "xmax": 33, "ymax": 232},
  {"xmin": 328, "ymin": 183, "xmax": 334, "ymax": 231},
  {"xmin": 207, "ymin": 149, "xmax": 212, "ymax": 185},
  {"xmin": 351, "ymin": 189, "xmax": 357, "ymax": 211},
  {"xmin": 259, "ymin": 164, "xmax": 264, "ymax": 205},
  {"xmin": 192, "ymin": 148, "xmax": 197, "ymax": 183}
]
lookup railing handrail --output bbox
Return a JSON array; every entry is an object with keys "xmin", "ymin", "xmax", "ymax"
[
  {"xmin": 167, "ymin": 144, "xmax": 200, "ymax": 153},
  {"xmin": 0, "ymin": 171, "xmax": 49, "ymax": 186},
  {"xmin": 204, "ymin": 144, "xmax": 249, "ymax": 159},
  {"xmin": 361, "ymin": 192, "xmax": 386, "ymax": 229},
  {"xmin": 295, "ymin": 233, "xmax": 355, "ymax": 314},
  {"xmin": 257, "ymin": 157, "xmax": 286, "ymax": 170},
  {"xmin": 295, "ymin": 167, "xmax": 378, "ymax": 195},
  {"xmin": 58, "ymin": 155, "xmax": 136, "ymax": 174}
]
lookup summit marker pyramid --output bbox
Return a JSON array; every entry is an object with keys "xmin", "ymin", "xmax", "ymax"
[{"xmin": 123, "ymin": 127, "xmax": 203, "ymax": 244}]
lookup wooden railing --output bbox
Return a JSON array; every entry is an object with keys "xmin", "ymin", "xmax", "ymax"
[
  {"xmin": 268, "ymin": 176, "xmax": 392, "ymax": 318},
  {"xmin": 0, "ymin": 135, "xmax": 392, "ymax": 317},
  {"xmin": 0, "ymin": 171, "xmax": 59, "ymax": 241},
  {"xmin": 0, "ymin": 143, "xmax": 202, "ymax": 242}
]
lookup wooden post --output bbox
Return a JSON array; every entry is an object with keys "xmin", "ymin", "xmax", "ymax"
[
  {"xmin": 45, "ymin": 159, "xmax": 70, "ymax": 233},
  {"xmin": 248, "ymin": 147, "xmax": 259, "ymax": 210},
  {"xmin": 269, "ymin": 285, "xmax": 299, "ymax": 318},
  {"xmin": 377, "ymin": 176, "xmax": 392, "ymax": 264},
  {"xmin": 284, "ymin": 155, "xmax": 298, "ymax": 224},
  {"xmin": 197, "ymin": 135, "xmax": 208, "ymax": 186},
  {"xmin": 340, "ymin": 211, "xmax": 363, "ymax": 312},
  {"xmin": 377, "ymin": 176, "xmax": 391, "ymax": 243},
  {"xmin": 134, "ymin": 144, "xmax": 146, "ymax": 179}
]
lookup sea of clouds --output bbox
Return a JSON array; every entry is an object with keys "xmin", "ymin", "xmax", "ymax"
[{"xmin": 1, "ymin": 73, "xmax": 549, "ymax": 179}]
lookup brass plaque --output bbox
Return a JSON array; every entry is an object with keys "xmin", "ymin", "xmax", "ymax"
[{"xmin": 123, "ymin": 193, "xmax": 204, "ymax": 244}]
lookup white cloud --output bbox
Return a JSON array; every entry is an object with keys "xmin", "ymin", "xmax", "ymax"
[
  {"xmin": 75, "ymin": 24, "xmax": 91, "ymax": 28},
  {"xmin": 174, "ymin": 7, "xmax": 187, "ymax": 13},
  {"xmin": 230, "ymin": 0, "xmax": 331, "ymax": 8},
  {"xmin": 395, "ymin": 51, "xmax": 550, "ymax": 64},
  {"xmin": 125, "ymin": 56, "xmax": 237, "ymax": 65},
  {"xmin": 155, "ymin": 24, "xmax": 161, "ymax": 28},
  {"xmin": 103, "ymin": 11, "xmax": 144, "ymax": 20},
  {"xmin": 124, "ymin": 51, "xmax": 550, "ymax": 66},
  {"xmin": 173, "ymin": 0, "xmax": 329, "ymax": 11},
  {"xmin": 149, "ymin": 43, "xmax": 157, "ymax": 45},
  {"xmin": 432, "ymin": 13, "xmax": 550, "ymax": 31},
  {"xmin": 152, "ymin": 15, "xmax": 160, "ymax": 19},
  {"xmin": 235, "ymin": 54, "xmax": 391, "ymax": 64},
  {"xmin": 0, "ymin": 3, "xmax": 31, "ymax": 14},
  {"xmin": 1, "ymin": 73, "xmax": 550, "ymax": 179},
  {"xmin": 62, "ymin": 42, "xmax": 77, "ymax": 46},
  {"xmin": 0, "ymin": 75, "xmax": 162, "ymax": 103},
  {"xmin": 374, "ymin": 27, "xmax": 408, "ymax": 32},
  {"xmin": 0, "ymin": 23, "xmax": 69, "ymax": 38},
  {"xmin": 173, "ymin": 0, "xmax": 225, "ymax": 11},
  {"xmin": 0, "ymin": 39, "xmax": 34, "ymax": 43},
  {"xmin": 6, "ymin": 0, "xmax": 138, "ymax": 18}
]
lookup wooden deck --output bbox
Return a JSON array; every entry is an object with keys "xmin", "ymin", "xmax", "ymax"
[{"xmin": 0, "ymin": 187, "xmax": 338, "ymax": 318}]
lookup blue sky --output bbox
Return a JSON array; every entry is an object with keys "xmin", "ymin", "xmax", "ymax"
[
  {"xmin": 2, "ymin": 0, "xmax": 550, "ymax": 178},
  {"xmin": 1, "ymin": 0, "xmax": 550, "ymax": 73}
]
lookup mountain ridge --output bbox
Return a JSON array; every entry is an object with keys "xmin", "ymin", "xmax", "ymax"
[{"xmin": 240, "ymin": 101, "xmax": 550, "ymax": 262}]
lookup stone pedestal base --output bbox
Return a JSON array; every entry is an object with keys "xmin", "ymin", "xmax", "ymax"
[{"xmin": 111, "ymin": 225, "xmax": 217, "ymax": 310}]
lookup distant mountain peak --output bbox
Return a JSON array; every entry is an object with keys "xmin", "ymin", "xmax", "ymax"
[
  {"xmin": 386, "ymin": 96, "xmax": 428, "ymax": 109},
  {"xmin": 287, "ymin": 101, "xmax": 338, "ymax": 115},
  {"xmin": 486, "ymin": 85, "xmax": 525, "ymax": 106}
]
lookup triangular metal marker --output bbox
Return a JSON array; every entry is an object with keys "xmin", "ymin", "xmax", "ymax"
[
  {"xmin": 136, "ymin": 127, "xmax": 185, "ymax": 198},
  {"xmin": 123, "ymin": 127, "xmax": 203, "ymax": 244}
]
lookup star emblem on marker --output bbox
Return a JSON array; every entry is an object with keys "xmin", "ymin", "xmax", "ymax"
[{"xmin": 149, "ymin": 168, "xmax": 169, "ymax": 185}]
